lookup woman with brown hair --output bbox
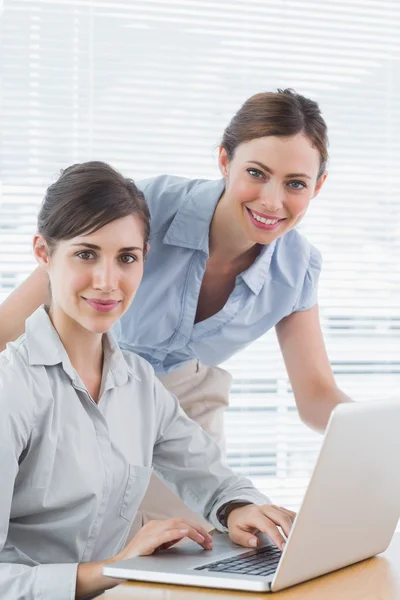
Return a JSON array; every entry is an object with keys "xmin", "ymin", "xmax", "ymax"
[
  {"xmin": 0, "ymin": 89, "xmax": 351, "ymax": 532},
  {"xmin": 0, "ymin": 162, "xmax": 295, "ymax": 600}
]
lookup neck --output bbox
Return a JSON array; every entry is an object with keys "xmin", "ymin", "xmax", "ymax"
[
  {"xmin": 209, "ymin": 190, "xmax": 259, "ymax": 268},
  {"xmin": 48, "ymin": 305, "xmax": 104, "ymax": 377}
]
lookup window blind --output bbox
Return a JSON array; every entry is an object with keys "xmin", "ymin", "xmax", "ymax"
[{"xmin": 1, "ymin": 0, "xmax": 399, "ymax": 511}]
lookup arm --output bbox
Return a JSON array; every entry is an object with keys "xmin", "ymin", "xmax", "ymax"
[
  {"xmin": 0, "ymin": 267, "xmax": 49, "ymax": 351},
  {"xmin": 276, "ymin": 304, "xmax": 352, "ymax": 433},
  {"xmin": 0, "ymin": 359, "xmax": 123, "ymax": 600},
  {"xmin": 149, "ymin": 377, "xmax": 298, "ymax": 550},
  {"xmin": 151, "ymin": 376, "xmax": 271, "ymax": 529},
  {"xmin": 0, "ymin": 363, "xmax": 81, "ymax": 600}
]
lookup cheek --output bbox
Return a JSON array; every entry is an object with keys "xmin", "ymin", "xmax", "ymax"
[
  {"xmin": 287, "ymin": 193, "xmax": 312, "ymax": 217},
  {"xmin": 122, "ymin": 267, "xmax": 144, "ymax": 298},
  {"xmin": 228, "ymin": 173, "xmax": 259, "ymax": 205},
  {"xmin": 53, "ymin": 266, "xmax": 90, "ymax": 296}
]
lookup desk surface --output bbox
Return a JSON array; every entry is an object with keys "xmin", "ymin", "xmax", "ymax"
[{"xmin": 101, "ymin": 532, "xmax": 400, "ymax": 599}]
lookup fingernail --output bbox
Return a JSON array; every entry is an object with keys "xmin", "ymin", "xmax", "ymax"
[
  {"xmin": 180, "ymin": 529, "xmax": 188, "ymax": 534},
  {"xmin": 249, "ymin": 538, "xmax": 257, "ymax": 547},
  {"xmin": 198, "ymin": 534, "xmax": 205, "ymax": 542},
  {"xmin": 281, "ymin": 542, "xmax": 286, "ymax": 551}
]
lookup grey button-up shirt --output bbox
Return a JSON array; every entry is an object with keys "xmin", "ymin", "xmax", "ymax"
[{"xmin": 0, "ymin": 307, "xmax": 269, "ymax": 600}]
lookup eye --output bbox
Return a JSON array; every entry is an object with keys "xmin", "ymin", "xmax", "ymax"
[
  {"xmin": 247, "ymin": 168, "xmax": 265, "ymax": 179},
  {"xmin": 77, "ymin": 251, "xmax": 95, "ymax": 260},
  {"xmin": 119, "ymin": 254, "xmax": 137, "ymax": 264},
  {"xmin": 287, "ymin": 180, "xmax": 307, "ymax": 190}
]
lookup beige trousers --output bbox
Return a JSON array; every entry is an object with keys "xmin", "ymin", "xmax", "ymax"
[{"xmin": 128, "ymin": 360, "xmax": 232, "ymax": 539}]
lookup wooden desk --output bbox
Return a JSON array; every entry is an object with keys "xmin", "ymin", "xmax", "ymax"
[{"xmin": 100, "ymin": 532, "xmax": 400, "ymax": 600}]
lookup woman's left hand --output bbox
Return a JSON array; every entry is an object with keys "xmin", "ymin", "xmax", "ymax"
[{"xmin": 227, "ymin": 504, "xmax": 296, "ymax": 551}]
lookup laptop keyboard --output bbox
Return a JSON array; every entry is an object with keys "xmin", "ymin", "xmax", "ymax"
[{"xmin": 195, "ymin": 545, "xmax": 282, "ymax": 577}]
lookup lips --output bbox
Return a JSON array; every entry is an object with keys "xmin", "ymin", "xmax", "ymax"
[
  {"xmin": 246, "ymin": 207, "xmax": 285, "ymax": 231},
  {"xmin": 249, "ymin": 207, "xmax": 284, "ymax": 220},
  {"xmin": 83, "ymin": 298, "xmax": 120, "ymax": 313}
]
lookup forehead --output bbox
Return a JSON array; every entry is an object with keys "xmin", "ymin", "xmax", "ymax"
[
  {"xmin": 234, "ymin": 134, "xmax": 321, "ymax": 178},
  {"xmin": 67, "ymin": 215, "xmax": 145, "ymax": 248}
]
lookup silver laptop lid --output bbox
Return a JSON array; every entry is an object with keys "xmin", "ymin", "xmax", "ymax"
[{"xmin": 272, "ymin": 398, "xmax": 400, "ymax": 591}]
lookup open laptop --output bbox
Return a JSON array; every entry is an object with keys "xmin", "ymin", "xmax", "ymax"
[{"xmin": 104, "ymin": 398, "xmax": 400, "ymax": 592}]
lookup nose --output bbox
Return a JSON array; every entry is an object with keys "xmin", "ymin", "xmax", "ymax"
[
  {"xmin": 260, "ymin": 181, "xmax": 284, "ymax": 212},
  {"xmin": 92, "ymin": 259, "xmax": 118, "ymax": 293}
]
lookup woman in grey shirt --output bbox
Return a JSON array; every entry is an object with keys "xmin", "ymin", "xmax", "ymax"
[{"xmin": 0, "ymin": 162, "xmax": 295, "ymax": 600}]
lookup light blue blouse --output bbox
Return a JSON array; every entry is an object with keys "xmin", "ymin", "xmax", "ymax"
[{"xmin": 117, "ymin": 175, "xmax": 322, "ymax": 375}]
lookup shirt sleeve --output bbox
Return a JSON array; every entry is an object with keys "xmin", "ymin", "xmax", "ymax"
[
  {"xmin": 0, "ymin": 360, "xmax": 78, "ymax": 600},
  {"xmin": 0, "ymin": 563, "xmax": 78, "ymax": 600},
  {"xmin": 151, "ymin": 376, "xmax": 271, "ymax": 532},
  {"xmin": 292, "ymin": 245, "xmax": 322, "ymax": 313}
]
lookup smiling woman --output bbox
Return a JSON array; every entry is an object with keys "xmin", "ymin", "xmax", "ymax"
[
  {"xmin": 0, "ymin": 89, "xmax": 352, "ymax": 542},
  {"xmin": 32, "ymin": 162, "xmax": 150, "ymax": 399},
  {"xmin": 216, "ymin": 133, "xmax": 326, "ymax": 247},
  {"xmin": 0, "ymin": 161, "xmax": 297, "ymax": 600}
]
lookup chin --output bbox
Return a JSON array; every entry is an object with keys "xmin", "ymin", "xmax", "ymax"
[
  {"xmin": 78, "ymin": 316, "xmax": 117, "ymax": 335},
  {"xmin": 243, "ymin": 227, "xmax": 278, "ymax": 246},
  {"xmin": 257, "ymin": 232, "xmax": 281, "ymax": 245},
  {"xmin": 246, "ymin": 223, "xmax": 288, "ymax": 245},
  {"xmin": 91, "ymin": 321, "xmax": 116, "ymax": 335}
]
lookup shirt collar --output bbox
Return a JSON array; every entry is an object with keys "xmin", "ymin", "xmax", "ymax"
[
  {"xmin": 162, "ymin": 177, "xmax": 277, "ymax": 295},
  {"xmin": 163, "ymin": 178, "xmax": 225, "ymax": 254},
  {"xmin": 238, "ymin": 240, "xmax": 277, "ymax": 295},
  {"xmin": 26, "ymin": 306, "xmax": 141, "ymax": 388}
]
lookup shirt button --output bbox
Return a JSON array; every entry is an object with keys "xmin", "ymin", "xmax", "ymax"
[{"xmin": 178, "ymin": 335, "xmax": 187, "ymax": 342}]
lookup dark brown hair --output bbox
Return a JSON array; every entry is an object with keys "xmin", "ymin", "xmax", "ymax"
[
  {"xmin": 37, "ymin": 161, "xmax": 150, "ymax": 253},
  {"xmin": 221, "ymin": 89, "xmax": 328, "ymax": 178}
]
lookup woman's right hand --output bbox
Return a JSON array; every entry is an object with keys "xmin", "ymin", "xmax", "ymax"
[
  {"xmin": 76, "ymin": 518, "xmax": 213, "ymax": 599},
  {"xmin": 115, "ymin": 518, "xmax": 213, "ymax": 561}
]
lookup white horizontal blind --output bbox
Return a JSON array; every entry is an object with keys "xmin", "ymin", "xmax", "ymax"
[{"xmin": 1, "ymin": 0, "xmax": 400, "ymax": 511}]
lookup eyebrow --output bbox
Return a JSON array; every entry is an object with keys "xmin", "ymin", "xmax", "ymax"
[
  {"xmin": 247, "ymin": 161, "xmax": 312, "ymax": 180},
  {"xmin": 71, "ymin": 243, "xmax": 143, "ymax": 252}
]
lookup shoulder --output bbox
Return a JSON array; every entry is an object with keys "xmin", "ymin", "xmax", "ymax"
[
  {"xmin": 137, "ymin": 174, "xmax": 200, "ymax": 199},
  {"xmin": 273, "ymin": 230, "xmax": 322, "ymax": 285},
  {"xmin": 119, "ymin": 348, "xmax": 177, "ymax": 416},
  {"xmin": 274, "ymin": 231, "xmax": 322, "ymax": 312},
  {"xmin": 0, "ymin": 334, "xmax": 31, "ymax": 386},
  {"xmin": 137, "ymin": 174, "xmax": 205, "ymax": 234},
  {"xmin": 0, "ymin": 336, "xmax": 36, "ymax": 428},
  {"xmin": 120, "ymin": 346, "xmax": 157, "ymax": 385}
]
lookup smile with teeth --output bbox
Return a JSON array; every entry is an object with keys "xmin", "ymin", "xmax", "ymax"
[{"xmin": 250, "ymin": 210, "xmax": 281, "ymax": 225}]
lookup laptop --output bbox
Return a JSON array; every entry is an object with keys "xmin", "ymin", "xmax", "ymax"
[{"xmin": 104, "ymin": 398, "xmax": 400, "ymax": 592}]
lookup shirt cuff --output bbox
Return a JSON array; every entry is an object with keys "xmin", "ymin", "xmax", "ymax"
[
  {"xmin": 209, "ymin": 492, "xmax": 272, "ymax": 533},
  {"xmin": 216, "ymin": 501, "xmax": 254, "ymax": 528},
  {"xmin": 35, "ymin": 563, "xmax": 78, "ymax": 600}
]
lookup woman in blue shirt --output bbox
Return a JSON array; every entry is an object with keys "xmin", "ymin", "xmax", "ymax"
[{"xmin": 0, "ymin": 89, "xmax": 351, "ymax": 530}]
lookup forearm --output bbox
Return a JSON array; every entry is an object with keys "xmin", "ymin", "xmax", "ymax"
[
  {"xmin": 0, "ymin": 267, "xmax": 49, "ymax": 350},
  {"xmin": 0, "ymin": 559, "xmax": 121, "ymax": 600},
  {"xmin": 154, "ymin": 422, "xmax": 269, "ymax": 530},
  {"xmin": 298, "ymin": 386, "xmax": 353, "ymax": 433},
  {"xmin": 0, "ymin": 562, "xmax": 78, "ymax": 600},
  {"xmin": 76, "ymin": 558, "xmax": 123, "ymax": 599}
]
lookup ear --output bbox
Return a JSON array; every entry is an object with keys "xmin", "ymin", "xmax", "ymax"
[
  {"xmin": 33, "ymin": 234, "xmax": 51, "ymax": 271},
  {"xmin": 312, "ymin": 172, "xmax": 328, "ymax": 199},
  {"xmin": 144, "ymin": 242, "xmax": 150, "ymax": 259},
  {"xmin": 218, "ymin": 146, "xmax": 230, "ymax": 179}
]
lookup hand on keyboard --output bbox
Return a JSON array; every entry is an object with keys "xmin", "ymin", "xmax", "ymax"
[
  {"xmin": 115, "ymin": 517, "xmax": 213, "ymax": 560},
  {"xmin": 226, "ymin": 503, "xmax": 296, "ymax": 551}
]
